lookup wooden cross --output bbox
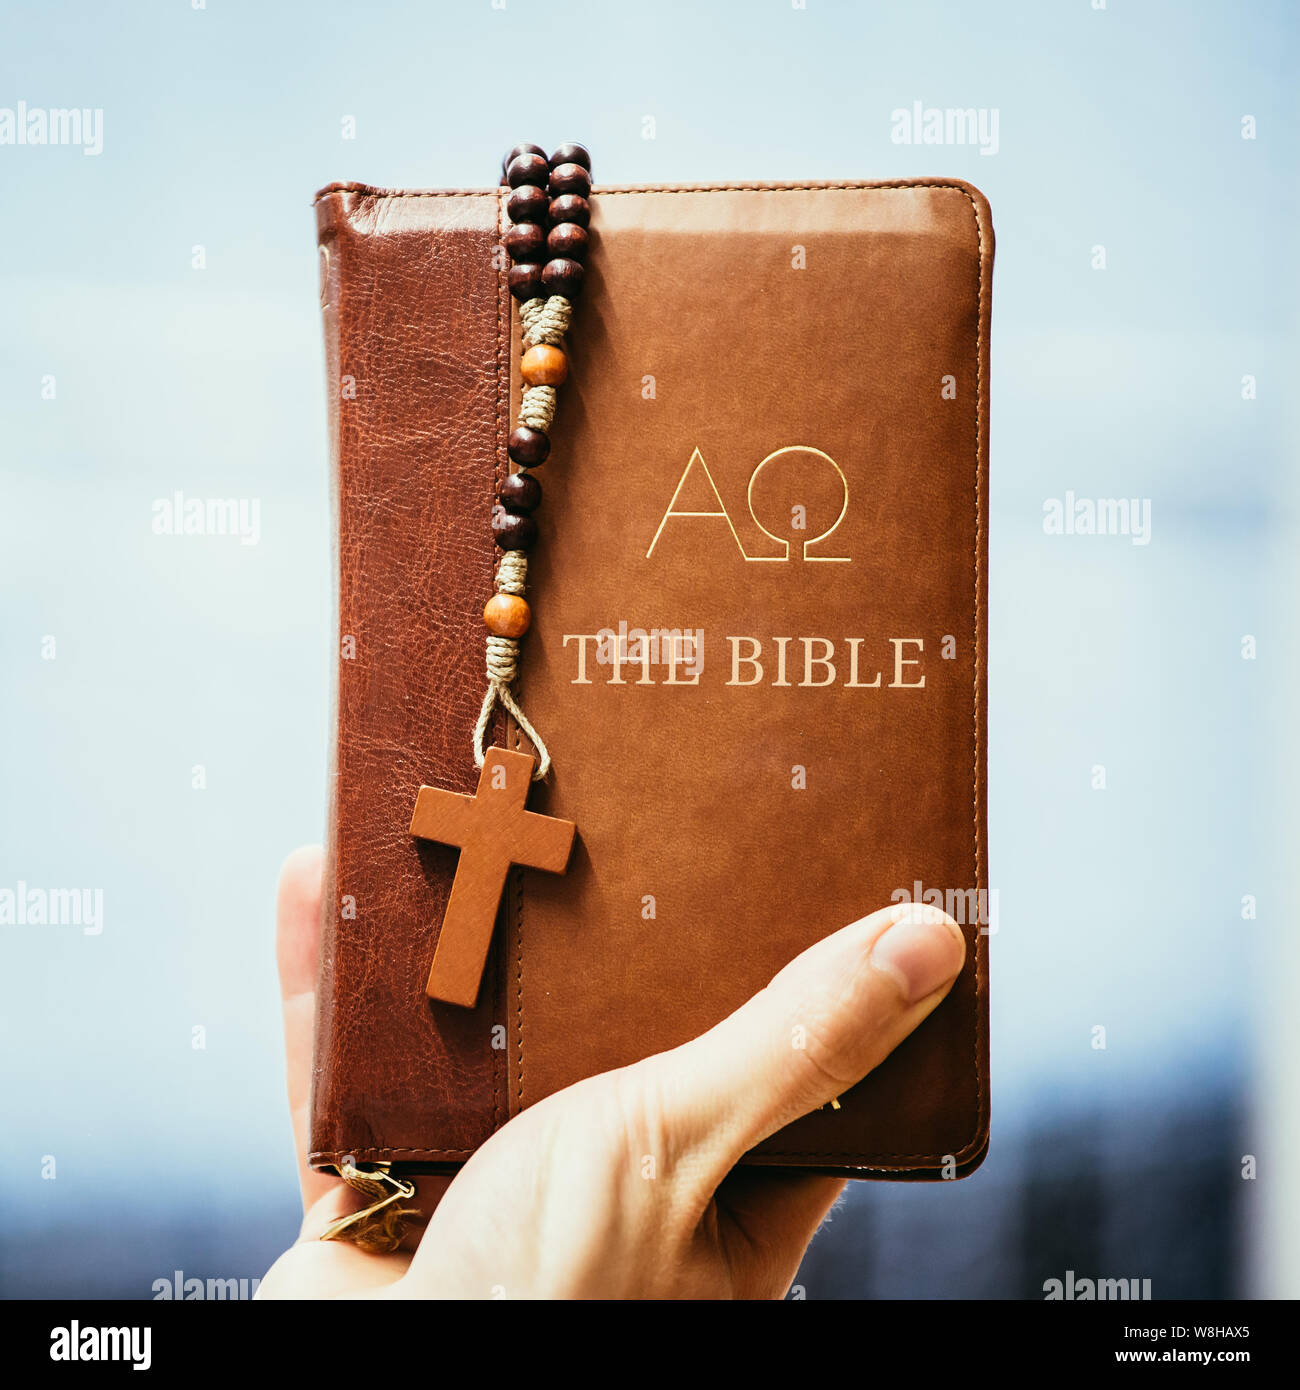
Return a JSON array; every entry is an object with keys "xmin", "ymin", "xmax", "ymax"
[{"xmin": 409, "ymin": 746, "xmax": 575, "ymax": 1008}]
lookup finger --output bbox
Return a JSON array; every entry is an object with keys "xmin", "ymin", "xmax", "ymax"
[
  {"xmin": 275, "ymin": 843, "xmax": 336, "ymax": 1212},
  {"xmin": 642, "ymin": 902, "xmax": 966, "ymax": 1182}
]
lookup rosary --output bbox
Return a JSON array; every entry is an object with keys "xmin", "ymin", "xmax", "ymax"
[
  {"xmin": 406, "ymin": 143, "xmax": 593, "ymax": 1009},
  {"xmin": 323, "ymin": 143, "xmax": 592, "ymax": 1249}
]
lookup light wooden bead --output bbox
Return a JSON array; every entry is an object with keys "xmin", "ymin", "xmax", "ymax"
[
  {"xmin": 520, "ymin": 343, "xmax": 567, "ymax": 387},
  {"xmin": 484, "ymin": 593, "xmax": 531, "ymax": 638}
]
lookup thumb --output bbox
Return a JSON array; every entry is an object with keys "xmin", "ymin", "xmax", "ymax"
[{"xmin": 641, "ymin": 901, "xmax": 967, "ymax": 1183}]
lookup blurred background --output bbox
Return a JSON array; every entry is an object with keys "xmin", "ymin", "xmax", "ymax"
[{"xmin": 1, "ymin": 0, "xmax": 1295, "ymax": 1299}]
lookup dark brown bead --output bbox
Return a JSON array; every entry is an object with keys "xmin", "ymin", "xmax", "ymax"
[
  {"xmin": 506, "ymin": 153, "xmax": 549, "ymax": 189},
  {"xmin": 506, "ymin": 184, "xmax": 548, "ymax": 224},
  {"xmin": 503, "ymin": 222, "xmax": 546, "ymax": 263},
  {"xmin": 549, "ymin": 193, "xmax": 590, "ymax": 228},
  {"xmin": 547, "ymin": 222, "xmax": 589, "ymax": 262},
  {"xmin": 492, "ymin": 504, "xmax": 537, "ymax": 551},
  {"xmin": 541, "ymin": 257, "xmax": 584, "ymax": 297},
  {"xmin": 508, "ymin": 426, "xmax": 550, "ymax": 466},
  {"xmin": 549, "ymin": 143, "xmax": 591, "ymax": 172},
  {"xmin": 499, "ymin": 472, "xmax": 542, "ymax": 513},
  {"xmin": 548, "ymin": 162, "xmax": 592, "ymax": 198},
  {"xmin": 507, "ymin": 263, "xmax": 545, "ymax": 301},
  {"xmin": 501, "ymin": 143, "xmax": 546, "ymax": 182}
]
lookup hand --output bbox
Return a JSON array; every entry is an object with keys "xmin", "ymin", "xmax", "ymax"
[{"xmin": 260, "ymin": 844, "xmax": 965, "ymax": 1300}]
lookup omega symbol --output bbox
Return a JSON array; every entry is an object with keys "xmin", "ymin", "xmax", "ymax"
[{"xmin": 645, "ymin": 445, "xmax": 850, "ymax": 562}]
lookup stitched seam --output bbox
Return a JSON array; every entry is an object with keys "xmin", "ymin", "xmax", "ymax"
[
  {"xmin": 747, "ymin": 1151, "xmax": 982, "ymax": 1163},
  {"xmin": 311, "ymin": 1147, "xmax": 474, "ymax": 1159},
  {"xmin": 314, "ymin": 179, "xmax": 985, "ymax": 202},
  {"xmin": 972, "ymin": 187, "xmax": 986, "ymax": 1162},
  {"xmin": 313, "ymin": 187, "xmax": 497, "ymax": 205},
  {"xmin": 311, "ymin": 1144, "xmax": 977, "ymax": 1165},
  {"xmin": 513, "ymin": 826, "xmax": 524, "ymax": 1110},
  {"xmin": 490, "ymin": 191, "xmax": 508, "ymax": 1136},
  {"xmin": 510, "ymin": 308, "xmax": 526, "ymax": 1115}
]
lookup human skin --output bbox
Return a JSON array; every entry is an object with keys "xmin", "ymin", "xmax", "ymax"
[{"xmin": 260, "ymin": 844, "xmax": 966, "ymax": 1300}]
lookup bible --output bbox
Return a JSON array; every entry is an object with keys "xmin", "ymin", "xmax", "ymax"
[{"xmin": 310, "ymin": 177, "xmax": 993, "ymax": 1180}]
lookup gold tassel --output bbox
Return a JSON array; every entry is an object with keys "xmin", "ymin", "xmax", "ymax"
[{"xmin": 320, "ymin": 1161, "xmax": 420, "ymax": 1254}]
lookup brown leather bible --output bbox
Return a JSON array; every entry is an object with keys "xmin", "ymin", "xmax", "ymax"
[{"xmin": 310, "ymin": 178, "xmax": 993, "ymax": 1181}]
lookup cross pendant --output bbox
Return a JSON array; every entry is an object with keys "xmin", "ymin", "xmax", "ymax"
[{"xmin": 409, "ymin": 746, "xmax": 575, "ymax": 1007}]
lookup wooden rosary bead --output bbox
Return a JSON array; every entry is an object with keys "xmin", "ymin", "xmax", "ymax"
[
  {"xmin": 547, "ymin": 222, "xmax": 589, "ymax": 262},
  {"xmin": 484, "ymin": 593, "xmax": 532, "ymax": 638},
  {"xmin": 498, "ymin": 471, "xmax": 542, "ymax": 513},
  {"xmin": 508, "ymin": 263, "xmax": 545, "ymax": 301},
  {"xmin": 506, "ymin": 184, "xmax": 548, "ymax": 224},
  {"xmin": 520, "ymin": 343, "xmax": 568, "ymax": 386},
  {"xmin": 548, "ymin": 162, "xmax": 592, "ymax": 198},
  {"xmin": 503, "ymin": 222, "xmax": 546, "ymax": 263},
  {"xmin": 549, "ymin": 143, "xmax": 591, "ymax": 172},
  {"xmin": 541, "ymin": 257, "xmax": 584, "ymax": 298},
  {"xmin": 502, "ymin": 143, "xmax": 547, "ymax": 181},
  {"xmin": 508, "ymin": 425, "xmax": 550, "ymax": 466},
  {"xmin": 506, "ymin": 153, "xmax": 549, "ymax": 189},
  {"xmin": 492, "ymin": 504, "xmax": 538, "ymax": 551},
  {"xmin": 549, "ymin": 193, "xmax": 590, "ymax": 228}
]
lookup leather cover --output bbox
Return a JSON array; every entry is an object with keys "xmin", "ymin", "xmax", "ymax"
[{"xmin": 310, "ymin": 178, "xmax": 993, "ymax": 1178}]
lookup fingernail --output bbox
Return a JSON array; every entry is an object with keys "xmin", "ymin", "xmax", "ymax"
[{"xmin": 869, "ymin": 904, "xmax": 965, "ymax": 1003}]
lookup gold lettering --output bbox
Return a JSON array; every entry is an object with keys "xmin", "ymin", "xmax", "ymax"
[
  {"xmin": 727, "ymin": 636, "xmax": 763, "ymax": 686},
  {"xmin": 800, "ymin": 637, "xmax": 836, "ymax": 687},
  {"xmin": 594, "ymin": 627, "xmax": 626, "ymax": 684},
  {"xmin": 645, "ymin": 448, "xmax": 749, "ymax": 560},
  {"xmin": 747, "ymin": 446, "xmax": 850, "ymax": 562},
  {"xmin": 889, "ymin": 637, "xmax": 925, "ymax": 688},
  {"xmin": 562, "ymin": 633, "xmax": 596, "ymax": 684},
  {"xmin": 627, "ymin": 627, "xmax": 655, "ymax": 685},
  {"xmin": 845, "ymin": 637, "xmax": 882, "ymax": 688},
  {"xmin": 773, "ymin": 636, "xmax": 793, "ymax": 687},
  {"xmin": 664, "ymin": 634, "xmax": 701, "ymax": 685}
]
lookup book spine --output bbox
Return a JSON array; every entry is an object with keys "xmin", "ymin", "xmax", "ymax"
[
  {"xmin": 308, "ymin": 189, "xmax": 509, "ymax": 1170},
  {"xmin": 308, "ymin": 195, "xmax": 346, "ymax": 1168}
]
